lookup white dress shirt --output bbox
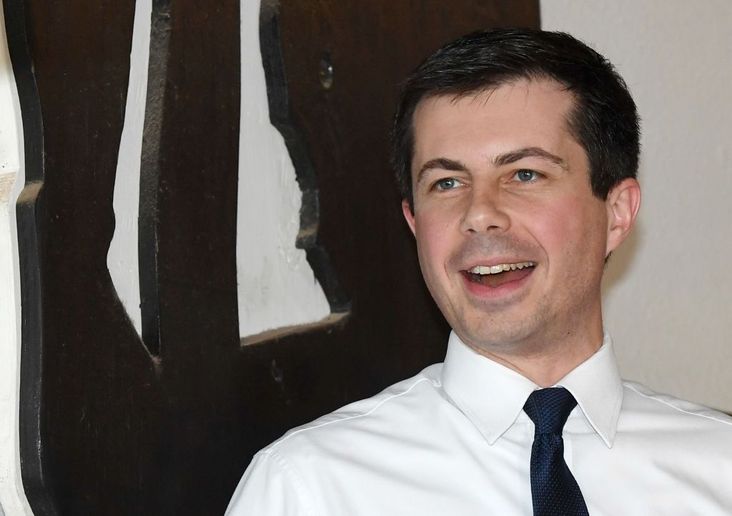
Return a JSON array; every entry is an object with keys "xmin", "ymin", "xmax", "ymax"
[{"xmin": 226, "ymin": 333, "xmax": 732, "ymax": 515}]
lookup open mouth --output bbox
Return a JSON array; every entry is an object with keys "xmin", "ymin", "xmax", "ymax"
[{"xmin": 463, "ymin": 261, "xmax": 536, "ymax": 288}]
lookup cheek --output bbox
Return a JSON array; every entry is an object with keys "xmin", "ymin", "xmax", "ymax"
[
  {"xmin": 414, "ymin": 211, "xmax": 457, "ymax": 273},
  {"xmin": 524, "ymin": 197, "xmax": 607, "ymax": 260}
]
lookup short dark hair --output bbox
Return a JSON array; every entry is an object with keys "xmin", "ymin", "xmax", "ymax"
[{"xmin": 392, "ymin": 28, "xmax": 640, "ymax": 209}]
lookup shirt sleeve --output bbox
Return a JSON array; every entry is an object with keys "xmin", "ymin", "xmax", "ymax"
[{"xmin": 224, "ymin": 449, "xmax": 315, "ymax": 516}]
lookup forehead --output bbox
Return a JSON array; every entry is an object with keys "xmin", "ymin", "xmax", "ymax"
[{"xmin": 411, "ymin": 79, "xmax": 582, "ymax": 169}]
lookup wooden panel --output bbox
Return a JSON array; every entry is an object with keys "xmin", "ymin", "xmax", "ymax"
[{"xmin": 5, "ymin": 0, "xmax": 539, "ymax": 513}]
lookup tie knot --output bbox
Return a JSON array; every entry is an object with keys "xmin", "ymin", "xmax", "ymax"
[{"xmin": 524, "ymin": 387, "xmax": 577, "ymax": 435}]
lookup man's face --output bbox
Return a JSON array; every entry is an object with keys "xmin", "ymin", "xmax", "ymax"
[{"xmin": 403, "ymin": 79, "xmax": 633, "ymax": 357}]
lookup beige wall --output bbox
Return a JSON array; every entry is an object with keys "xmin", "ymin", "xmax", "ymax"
[{"xmin": 543, "ymin": 0, "xmax": 732, "ymax": 412}]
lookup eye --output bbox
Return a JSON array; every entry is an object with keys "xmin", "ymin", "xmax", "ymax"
[
  {"xmin": 433, "ymin": 177, "xmax": 463, "ymax": 191},
  {"xmin": 514, "ymin": 169, "xmax": 541, "ymax": 182}
]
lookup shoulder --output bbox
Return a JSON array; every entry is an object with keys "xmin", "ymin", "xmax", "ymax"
[
  {"xmin": 225, "ymin": 364, "xmax": 447, "ymax": 515},
  {"xmin": 250, "ymin": 363, "xmax": 451, "ymax": 483},
  {"xmin": 622, "ymin": 380, "xmax": 732, "ymax": 427},
  {"xmin": 614, "ymin": 381, "xmax": 732, "ymax": 503},
  {"xmin": 264, "ymin": 363, "xmax": 444, "ymax": 456},
  {"xmin": 619, "ymin": 380, "xmax": 732, "ymax": 450}
]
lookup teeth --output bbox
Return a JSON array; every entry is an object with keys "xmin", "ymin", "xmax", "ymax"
[{"xmin": 468, "ymin": 262, "xmax": 535, "ymax": 275}]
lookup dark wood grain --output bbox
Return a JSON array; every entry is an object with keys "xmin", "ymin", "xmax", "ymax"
[{"xmin": 6, "ymin": 1, "xmax": 539, "ymax": 513}]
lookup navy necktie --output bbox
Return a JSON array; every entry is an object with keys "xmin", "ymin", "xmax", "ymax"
[{"xmin": 523, "ymin": 388, "xmax": 589, "ymax": 516}]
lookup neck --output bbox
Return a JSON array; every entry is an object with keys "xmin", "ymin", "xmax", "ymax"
[{"xmin": 465, "ymin": 325, "xmax": 604, "ymax": 387}]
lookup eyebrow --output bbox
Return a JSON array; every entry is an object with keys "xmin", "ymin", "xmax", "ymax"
[
  {"xmin": 415, "ymin": 158, "xmax": 467, "ymax": 186},
  {"xmin": 493, "ymin": 147, "xmax": 568, "ymax": 170}
]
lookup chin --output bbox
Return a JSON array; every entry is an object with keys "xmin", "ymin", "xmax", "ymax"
[{"xmin": 455, "ymin": 313, "xmax": 546, "ymax": 353}]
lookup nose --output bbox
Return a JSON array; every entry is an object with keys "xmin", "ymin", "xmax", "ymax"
[{"xmin": 459, "ymin": 186, "xmax": 511, "ymax": 233}]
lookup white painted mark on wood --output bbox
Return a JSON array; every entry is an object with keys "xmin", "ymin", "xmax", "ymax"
[
  {"xmin": 107, "ymin": 0, "xmax": 152, "ymax": 335},
  {"xmin": 236, "ymin": 0, "xmax": 330, "ymax": 338},
  {"xmin": 0, "ymin": 0, "xmax": 33, "ymax": 512},
  {"xmin": 108, "ymin": 0, "xmax": 330, "ymax": 341}
]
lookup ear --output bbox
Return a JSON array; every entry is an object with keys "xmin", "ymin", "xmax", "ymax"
[
  {"xmin": 401, "ymin": 199, "xmax": 416, "ymax": 237},
  {"xmin": 605, "ymin": 178, "xmax": 641, "ymax": 255}
]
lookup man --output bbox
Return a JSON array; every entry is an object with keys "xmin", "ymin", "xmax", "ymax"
[{"xmin": 227, "ymin": 29, "xmax": 732, "ymax": 515}]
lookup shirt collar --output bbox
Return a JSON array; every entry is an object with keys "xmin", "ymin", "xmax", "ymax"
[
  {"xmin": 440, "ymin": 332, "xmax": 623, "ymax": 448},
  {"xmin": 556, "ymin": 334, "xmax": 623, "ymax": 448}
]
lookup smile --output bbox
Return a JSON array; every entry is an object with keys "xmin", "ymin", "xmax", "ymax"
[
  {"xmin": 467, "ymin": 262, "xmax": 536, "ymax": 275},
  {"xmin": 463, "ymin": 261, "xmax": 536, "ymax": 289}
]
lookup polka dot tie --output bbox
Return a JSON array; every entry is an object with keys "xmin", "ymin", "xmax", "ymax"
[{"xmin": 523, "ymin": 388, "xmax": 589, "ymax": 516}]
